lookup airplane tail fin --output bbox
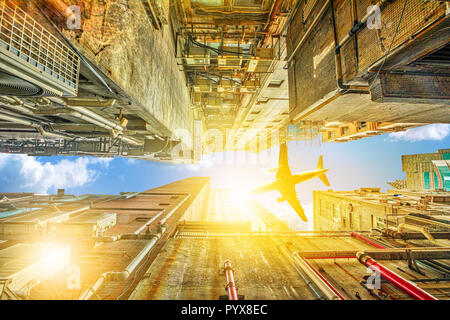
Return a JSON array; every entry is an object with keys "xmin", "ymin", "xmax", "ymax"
[
  {"xmin": 317, "ymin": 155, "xmax": 324, "ymax": 170},
  {"xmin": 319, "ymin": 173, "xmax": 330, "ymax": 187},
  {"xmin": 317, "ymin": 155, "xmax": 330, "ymax": 186}
]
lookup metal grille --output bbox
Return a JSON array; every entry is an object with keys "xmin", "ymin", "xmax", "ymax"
[
  {"xmin": 357, "ymin": 0, "xmax": 446, "ymax": 72},
  {"xmin": 0, "ymin": 0, "xmax": 79, "ymax": 93},
  {"xmin": 176, "ymin": 231, "xmax": 251, "ymax": 239}
]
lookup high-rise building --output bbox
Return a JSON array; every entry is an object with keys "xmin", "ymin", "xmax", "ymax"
[
  {"xmin": 1, "ymin": 179, "xmax": 449, "ymax": 300},
  {"xmin": 402, "ymin": 149, "xmax": 450, "ymax": 191}
]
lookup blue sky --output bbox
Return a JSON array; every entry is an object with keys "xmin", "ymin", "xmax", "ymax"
[{"xmin": 1, "ymin": 124, "xmax": 449, "ymax": 230}]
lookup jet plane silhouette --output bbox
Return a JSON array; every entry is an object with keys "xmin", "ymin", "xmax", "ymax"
[{"xmin": 252, "ymin": 143, "xmax": 330, "ymax": 222}]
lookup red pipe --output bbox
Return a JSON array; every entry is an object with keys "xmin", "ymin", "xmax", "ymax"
[
  {"xmin": 358, "ymin": 254, "xmax": 438, "ymax": 300},
  {"xmin": 224, "ymin": 260, "xmax": 238, "ymax": 300},
  {"xmin": 352, "ymin": 233, "xmax": 438, "ymax": 300},
  {"xmin": 301, "ymin": 257, "xmax": 346, "ymax": 300},
  {"xmin": 351, "ymin": 232, "xmax": 386, "ymax": 249}
]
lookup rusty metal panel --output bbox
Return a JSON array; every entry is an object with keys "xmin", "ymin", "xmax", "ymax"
[
  {"xmin": 288, "ymin": 7, "xmax": 337, "ymax": 118},
  {"xmin": 371, "ymin": 72, "xmax": 450, "ymax": 102},
  {"xmin": 356, "ymin": 0, "xmax": 446, "ymax": 72}
]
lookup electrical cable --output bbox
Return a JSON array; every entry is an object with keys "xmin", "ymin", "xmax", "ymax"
[{"xmin": 188, "ymin": 36, "xmax": 253, "ymax": 57}]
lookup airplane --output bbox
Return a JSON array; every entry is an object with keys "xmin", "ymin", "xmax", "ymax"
[{"xmin": 252, "ymin": 142, "xmax": 330, "ymax": 222}]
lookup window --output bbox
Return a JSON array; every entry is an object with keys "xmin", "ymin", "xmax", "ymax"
[
  {"xmin": 424, "ymin": 172, "xmax": 430, "ymax": 190},
  {"xmin": 349, "ymin": 212, "xmax": 353, "ymax": 228},
  {"xmin": 268, "ymin": 79, "xmax": 284, "ymax": 88},
  {"xmin": 434, "ymin": 172, "xmax": 439, "ymax": 190},
  {"xmin": 375, "ymin": 217, "xmax": 386, "ymax": 229},
  {"xmin": 436, "ymin": 165, "xmax": 450, "ymax": 191}
]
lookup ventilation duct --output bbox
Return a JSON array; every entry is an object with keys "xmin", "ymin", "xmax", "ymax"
[{"xmin": 0, "ymin": 1, "xmax": 80, "ymax": 97}]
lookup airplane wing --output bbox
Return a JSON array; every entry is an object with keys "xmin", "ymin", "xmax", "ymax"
[
  {"xmin": 278, "ymin": 142, "xmax": 288, "ymax": 168},
  {"xmin": 251, "ymin": 180, "xmax": 279, "ymax": 194},
  {"xmin": 286, "ymin": 196, "xmax": 308, "ymax": 222}
]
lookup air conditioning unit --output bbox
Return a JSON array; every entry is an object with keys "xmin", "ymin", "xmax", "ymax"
[
  {"xmin": 241, "ymin": 79, "xmax": 260, "ymax": 92},
  {"xmin": 218, "ymin": 46, "xmax": 242, "ymax": 69},
  {"xmin": 0, "ymin": 1, "xmax": 79, "ymax": 97},
  {"xmin": 247, "ymin": 48, "xmax": 274, "ymax": 73},
  {"xmin": 217, "ymin": 79, "xmax": 237, "ymax": 92},
  {"xmin": 206, "ymin": 96, "xmax": 223, "ymax": 107},
  {"xmin": 185, "ymin": 46, "xmax": 210, "ymax": 66},
  {"xmin": 193, "ymin": 79, "xmax": 212, "ymax": 92}
]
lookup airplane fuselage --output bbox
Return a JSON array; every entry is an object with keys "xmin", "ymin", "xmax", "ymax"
[
  {"xmin": 252, "ymin": 143, "xmax": 330, "ymax": 222},
  {"xmin": 276, "ymin": 167, "xmax": 329, "ymax": 200}
]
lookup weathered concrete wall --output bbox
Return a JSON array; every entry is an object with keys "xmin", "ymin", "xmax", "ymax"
[{"xmin": 65, "ymin": 0, "xmax": 193, "ymax": 138}]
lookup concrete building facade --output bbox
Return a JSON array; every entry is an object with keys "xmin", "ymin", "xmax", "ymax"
[{"xmin": 313, "ymin": 188, "xmax": 450, "ymax": 232}]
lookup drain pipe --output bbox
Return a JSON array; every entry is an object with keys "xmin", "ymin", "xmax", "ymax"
[
  {"xmin": 330, "ymin": 0, "xmax": 369, "ymax": 93},
  {"xmin": 78, "ymin": 226, "xmax": 166, "ymax": 300},
  {"xmin": 293, "ymin": 254, "xmax": 345, "ymax": 300},
  {"xmin": 357, "ymin": 252, "xmax": 438, "ymax": 300},
  {"xmin": 67, "ymin": 106, "xmax": 124, "ymax": 133},
  {"xmin": 0, "ymin": 112, "xmax": 76, "ymax": 140},
  {"xmin": 223, "ymin": 260, "xmax": 239, "ymax": 300},
  {"xmin": 43, "ymin": 98, "xmax": 143, "ymax": 146},
  {"xmin": 48, "ymin": 97, "xmax": 123, "ymax": 132},
  {"xmin": 397, "ymin": 223, "xmax": 440, "ymax": 245},
  {"xmin": 78, "ymin": 195, "xmax": 191, "ymax": 300},
  {"xmin": 350, "ymin": 232, "xmax": 386, "ymax": 249}
]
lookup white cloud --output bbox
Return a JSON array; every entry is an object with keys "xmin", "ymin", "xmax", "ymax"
[
  {"xmin": 0, "ymin": 154, "xmax": 112, "ymax": 194},
  {"xmin": 387, "ymin": 124, "xmax": 450, "ymax": 142},
  {"xmin": 126, "ymin": 158, "xmax": 137, "ymax": 164}
]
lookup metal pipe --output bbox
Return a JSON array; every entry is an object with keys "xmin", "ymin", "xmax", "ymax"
[
  {"xmin": 45, "ymin": 98, "xmax": 143, "ymax": 146},
  {"xmin": 360, "ymin": 248, "xmax": 450, "ymax": 261},
  {"xmin": 397, "ymin": 223, "xmax": 440, "ymax": 245},
  {"xmin": 382, "ymin": 228, "xmax": 450, "ymax": 240},
  {"xmin": 65, "ymin": 98, "xmax": 116, "ymax": 108},
  {"xmin": 78, "ymin": 229, "xmax": 164, "ymax": 300},
  {"xmin": 337, "ymin": 0, "xmax": 390, "ymax": 51},
  {"xmin": 67, "ymin": 106, "xmax": 124, "ymax": 132},
  {"xmin": 286, "ymin": 0, "xmax": 331, "ymax": 64},
  {"xmin": 294, "ymin": 250, "xmax": 357, "ymax": 259},
  {"xmin": 224, "ymin": 260, "xmax": 238, "ymax": 300},
  {"xmin": 350, "ymin": 232, "xmax": 386, "ymax": 249},
  {"xmin": 0, "ymin": 112, "xmax": 74, "ymax": 140},
  {"xmin": 293, "ymin": 255, "xmax": 345, "ymax": 300},
  {"xmin": 78, "ymin": 194, "xmax": 191, "ymax": 300},
  {"xmin": 357, "ymin": 252, "xmax": 438, "ymax": 300},
  {"xmin": 330, "ymin": 0, "xmax": 369, "ymax": 92},
  {"xmin": 263, "ymin": 0, "xmax": 282, "ymax": 45}
]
